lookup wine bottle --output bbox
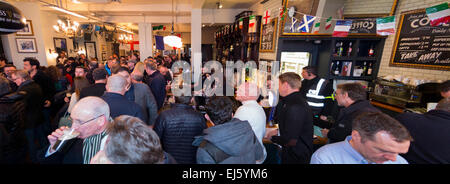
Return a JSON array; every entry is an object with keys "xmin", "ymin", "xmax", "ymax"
[
  {"xmin": 347, "ymin": 42, "xmax": 352, "ymax": 56},
  {"xmin": 342, "ymin": 63, "xmax": 348, "ymax": 76},
  {"xmin": 337, "ymin": 42, "xmax": 344, "ymax": 56},
  {"xmin": 368, "ymin": 45, "xmax": 374, "ymax": 57},
  {"xmin": 362, "ymin": 62, "xmax": 367, "ymax": 76},
  {"xmin": 335, "ymin": 42, "xmax": 341, "ymax": 56},
  {"xmin": 367, "ymin": 62, "xmax": 373, "ymax": 76},
  {"xmin": 334, "ymin": 61, "xmax": 340, "ymax": 75}
]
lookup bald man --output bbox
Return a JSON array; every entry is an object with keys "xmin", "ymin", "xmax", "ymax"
[
  {"xmin": 100, "ymin": 75, "xmax": 146, "ymax": 123},
  {"xmin": 233, "ymin": 82, "xmax": 267, "ymax": 164},
  {"xmin": 38, "ymin": 97, "xmax": 111, "ymax": 164}
]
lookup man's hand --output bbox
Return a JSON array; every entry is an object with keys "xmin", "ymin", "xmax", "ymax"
[
  {"xmin": 264, "ymin": 127, "xmax": 279, "ymax": 139},
  {"xmin": 47, "ymin": 126, "xmax": 70, "ymax": 152},
  {"xmin": 321, "ymin": 128, "xmax": 330, "ymax": 138}
]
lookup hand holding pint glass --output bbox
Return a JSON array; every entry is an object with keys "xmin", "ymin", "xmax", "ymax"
[{"xmin": 48, "ymin": 126, "xmax": 80, "ymax": 153}]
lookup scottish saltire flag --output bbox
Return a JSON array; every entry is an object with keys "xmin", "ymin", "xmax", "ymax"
[
  {"xmin": 297, "ymin": 15, "xmax": 316, "ymax": 33},
  {"xmin": 333, "ymin": 20, "xmax": 352, "ymax": 37},
  {"xmin": 376, "ymin": 16, "xmax": 396, "ymax": 36},
  {"xmin": 426, "ymin": 2, "xmax": 450, "ymax": 26}
]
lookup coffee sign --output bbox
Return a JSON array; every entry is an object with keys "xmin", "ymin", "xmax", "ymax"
[
  {"xmin": 0, "ymin": 1, "xmax": 26, "ymax": 34},
  {"xmin": 349, "ymin": 19, "xmax": 376, "ymax": 34}
]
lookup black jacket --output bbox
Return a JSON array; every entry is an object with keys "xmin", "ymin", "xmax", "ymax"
[
  {"xmin": 146, "ymin": 70, "xmax": 166, "ymax": 110},
  {"xmin": 32, "ymin": 70, "xmax": 55, "ymax": 102},
  {"xmin": 327, "ymin": 100, "xmax": 379, "ymax": 143},
  {"xmin": 17, "ymin": 80, "xmax": 44, "ymax": 129},
  {"xmin": 79, "ymin": 83, "xmax": 106, "ymax": 99},
  {"xmin": 154, "ymin": 104, "xmax": 206, "ymax": 164},
  {"xmin": 272, "ymin": 91, "xmax": 313, "ymax": 164},
  {"xmin": 396, "ymin": 110, "xmax": 450, "ymax": 164},
  {"xmin": 38, "ymin": 138, "xmax": 84, "ymax": 164},
  {"xmin": 101, "ymin": 92, "xmax": 147, "ymax": 122}
]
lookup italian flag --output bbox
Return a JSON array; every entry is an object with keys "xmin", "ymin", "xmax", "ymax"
[
  {"xmin": 332, "ymin": 20, "xmax": 352, "ymax": 37},
  {"xmin": 325, "ymin": 16, "xmax": 332, "ymax": 30},
  {"xmin": 376, "ymin": 16, "xmax": 396, "ymax": 36},
  {"xmin": 426, "ymin": 2, "xmax": 450, "ymax": 26},
  {"xmin": 312, "ymin": 22, "xmax": 320, "ymax": 33},
  {"xmin": 239, "ymin": 18, "xmax": 243, "ymax": 29},
  {"xmin": 249, "ymin": 15, "xmax": 256, "ymax": 33}
]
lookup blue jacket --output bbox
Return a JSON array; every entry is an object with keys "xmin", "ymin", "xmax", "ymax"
[
  {"xmin": 101, "ymin": 92, "xmax": 147, "ymax": 123},
  {"xmin": 146, "ymin": 70, "xmax": 166, "ymax": 110}
]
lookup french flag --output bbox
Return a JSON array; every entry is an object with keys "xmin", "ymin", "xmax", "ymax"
[{"xmin": 332, "ymin": 20, "xmax": 352, "ymax": 37}]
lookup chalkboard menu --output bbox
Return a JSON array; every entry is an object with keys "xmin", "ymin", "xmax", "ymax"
[
  {"xmin": 348, "ymin": 18, "xmax": 377, "ymax": 34},
  {"xmin": 391, "ymin": 10, "xmax": 450, "ymax": 71},
  {"xmin": 260, "ymin": 18, "xmax": 277, "ymax": 52}
]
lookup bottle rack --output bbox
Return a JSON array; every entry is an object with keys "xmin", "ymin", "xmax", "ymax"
[{"xmin": 328, "ymin": 38, "xmax": 384, "ymax": 80}]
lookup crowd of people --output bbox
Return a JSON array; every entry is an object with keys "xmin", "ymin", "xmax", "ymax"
[{"xmin": 0, "ymin": 53, "xmax": 449, "ymax": 164}]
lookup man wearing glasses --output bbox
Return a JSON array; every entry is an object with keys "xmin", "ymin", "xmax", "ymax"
[{"xmin": 38, "ymin": 97, "xmax": 111, "ymax": 164}]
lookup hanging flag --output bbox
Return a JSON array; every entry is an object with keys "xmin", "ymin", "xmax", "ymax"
[
  {"xmin": 312, "ymin": 21, "xmax": 320, "ymax": 33},
  {"xmin": 155, "ymin": 35, "xmax": 164, "ymax": 50},
  {"xmin": 426, "ymin": 2, "xmax": 450, "ymax": 26},
  {"xmin": 337, "ymin": 6, "xmax": 345, "ymax": 19},
  {"xmin": 297, "ymin": 15, "xmax": 316, "ymax": 33},
  {"xmin": 325, "ymin": 16, "xmax": 332, "ymax": 30},
  {"xmin": 263, "ymin": 10, "xmax": 271, "ymax": 25},
  {"xmin": 290, "ymin": 17, "xmax": 298, "ymax": 32},
  {"xmin": 279, "ymin": 7, "xmax": 287, "ymax": 21},
  {"xmin": 248, "ymin": 15, "xmax": 256, "ymax": 33},
  {"xmin": 376, "ymin": 16, "xmax": 396, "ymax": 36},
  {"xmin": 333, "ymin": 20, "xmax": 352, "ymax": 37},
  {"xmin": 239, "ymin": 18, "xmax": 244, "ymax": 29}
]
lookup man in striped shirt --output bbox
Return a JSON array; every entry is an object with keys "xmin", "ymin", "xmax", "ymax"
[{"xmin": 39, "ymin": 97, "xmax": 111, "ymax": 164}]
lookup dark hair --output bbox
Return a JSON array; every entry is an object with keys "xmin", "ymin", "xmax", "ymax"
[
  {"xmin": 92, "ymin": 68, "xmax": 108, "ymax": 81},
  {"xmin": 106, "ymin": 115, "xmax": 164, "ymax": 164},
  {"xmin": 205, "ymin": 96, "xmax": 233, "ymax": 125},
  {"xmin": 4, "ymin": 64, "xmax": 16, "ymax": 68},
  {"xmin": 73, "ymin": 77, "xmax": 90, "ymax": 98},
  {"xmin": 337, "ymin": 82, "xmax": 367, "ymax": 101},
  {"xmin": 23, "ymin": 57, "xmax": 40, "ymax": 68},
  {"xmin": 0, "ymin": 76, "xmax": 11, "ymax": 96},
  {"xmin": 438, "ymin": 80, "xmax": 450, "ymax": 93},
  {"xmin": 112, "ymin": 66, "xmax": 130, "ymax": 75},
  {"xmin": 175, "ymin": 95, "xmax": 192, "ymax": 105},
  {"xmin": 303, "ymin": 66, "xmax": 318, "ymax": 76},
  {"xmin": 353, "ymin": 111, "xmax": 412, "ymax": 143},
  {"xmin": 68, "ymin": 57, "xmax": 76, "ymax": 61},
  {"xmin": 0, "ymin": 57, "xmax": 7, "ymax": 63},
  {"xmin": 436, "ymin": 97, "xmax": 450, "ymax": 112},
  {"xmin": 46, "ymin": 66, "xmax": 60, "ymax": 82},
  {"xmin": 278, "ymin": 72, "xmax": 302, "ymax": 89}
]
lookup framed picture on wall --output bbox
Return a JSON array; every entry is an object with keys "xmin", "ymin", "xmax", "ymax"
[
  {"xmin": 85, "ymin": 42, "xmax": 97, "ymax": 60},
  {"xmin": 102, "ymin": 52, "xmax": 107, "ymax": 61},
  {"xmin": 16, "ymin": 38, "xmax": 37, "ymax": 53},
  {"xmin": 53, "ymin": 38, "xmax": 67, "ymax": 53},
  {"xmin": 16, "ymin": 20, "xmax": 34, "ymax": 36}
]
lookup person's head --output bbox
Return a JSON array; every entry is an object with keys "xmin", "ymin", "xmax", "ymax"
[
  {"xmin": 70, "ymin": 97, "xmax": 111, "ymax": 139},
  {"xmin": 127, "ymin": 59, "xmax": 136, "ymax": 69},
  {"xmin": 3, "ymin": 64, "xmax": 16, "ymax": 78},
  {"xmin": 11, "ymin": 70, "xmax": 31, "ymax": 86},
  {"xmin": 46, "ymin": 66, "xmax": 59, "ymax": 81},
  {"xmin": 107, "ymin": 58, "xmax": 119, "ymax": 68},
  {"xmin": 92, "ymin": 68, "xmax": 108, "ymax": 82},
  {"xmin": 68, "ymin": 57, "xmax": 76, "ymax": 64},
  {"xmin": 0, "ymin": 76, "xmax": 11, "ymax": 96},
  {"xmin": 335, "ymin": 82, "xmax": 366, "ymax": 107},
  {"xmin": 23, "ymin": 58, "xmax": 40, "ymax": 73},
  {"xmin": 89, "ymin": 60, "xmax": 99, "ymax": 69},
  {"xmin": 350, "ymin": 111, "xmax": 412, "ymax": 164},
  {"xmin": 278, "ymin": 72, "xmax": 302, "ymax": 97},
  {"xmin": 145, "ymin": 61, "xmax": 158, "ymax": 75},
  {"xmin": 175, "ymin": 95, "xmax": 192, "ymax": 105},
  {"xmin": 236, "ymin": 82, "xmax": 260, "ymax": 102},
  {"xmin": 204, "ymin": 96, "xmax": 233, "ymax": 125},
  {"xmin": 0, "ymin": 57, "xmax": 7, "ymax": 67},
  {"xmin": 112, "ymin": 66, "xmax": 131, "ymax": 89},
  {"xmin": 439, "ymin": 80, "xmax": 450, "ymax": 98},
  {"xmin": 159, "ymin": 66, "xmax": 169, "ymax": 75},
  {"xmin": 79, "ymin": 54, "xmax": 86, "ymax": 59},
  {"xmin": 435, "ymin": 97, "xmax": 450, "ymax": 112},
  {"xmin": 73, "ymin": 77, "xmax": 90, "ymax": 98},
  {"xmin": 75, "ymin": 66, "xmax": 88, "ymax": 77},
  {"xmin": 105, "ymin": 115, "xmax": 164, "ymax": 164},
  {"xmin": 130, "ymin": 71, "xmax": 143, "ymax": 83},
  {"xmin": 106, "ymin": 74, "xmax": 127, "ymax": 95},
  {"xmin": 301, "ymin": 66, "xmax": 318, "ymax": 80}
]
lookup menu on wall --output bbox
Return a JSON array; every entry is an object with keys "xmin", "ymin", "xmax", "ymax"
[
  {"xmin": 260, "ymin": 18, "xmax": 277, "ymax": 52},
  {"xmin": 390, "ymin": 10, "xmax": 450, "ymax": 71}
]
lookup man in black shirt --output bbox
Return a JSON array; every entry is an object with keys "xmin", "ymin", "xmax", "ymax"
[{"xmin": 79, "ymin": 68, "xmax": 108, "ymax": 99}]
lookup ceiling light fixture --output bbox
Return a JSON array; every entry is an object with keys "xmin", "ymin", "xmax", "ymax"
[{"xmin": 164, "ymin": 0, "xmax": 182, "ymax": 48}]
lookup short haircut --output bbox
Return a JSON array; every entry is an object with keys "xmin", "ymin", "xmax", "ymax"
[
  {"xmin": 439, "ymin": 80, "xmax": 450, "ymax": 93},
  {"xmin": 73, "ymin": 77, "xmax": 91, "ymax": 97},
  {"xmin": 75, "ymin": 66, "xmax": 88, "ymax": 73},
  {"xmin": 4, "ymin": 64, "xmax": 16, "ymax": 68},
  {"xmin": 353, "ymin": 111, "xmax": 412, "ymax": 143},
  {"xmin": 106, "ymin": 115, "xmax": 164, "ymax": 164},
  {"xmin": 436, "ymin": 97, "xmax": 450, "ymax": 112},
  {"xmin": 205, "ymin": 96, "xmax": 233, "ymax": 125},
  {"xmin": 92, "ymin": 68, "xmax": 108, "ymax": 81},
  {"xmin": 23, "ymin": 57, "xmax": 40, "ymax": 68},
  {"xmin": 175, "ymin": 95, "xmax": 192, "ymax": 105},
  {"xmin": 130, "ymin": 72, "xmax": 143, "ymax": 82},
  {"xmin": 68, "ymin": 57, "xmax": 76, "ymax": 61},
  {"xmin": 278, "ymin": 72, "xmax": 302, "ymax": 89},
  {"xmin": 111, "ymin": 66, "xmax": 130, "ymax": 75},
  {"xmin": 145, "ymin": 61, "xmax": 158, "ymax": 71},
  {"xmin": 0, "ymin": 76, "xmax": 11, "ymax": 95},
  {"xmin": 337, "ymin": 82, "xmax": 367, "ymax": 101},
  {"xmin": 106, "ymin": 75, "xmax": 127, "ymax": 92},
  {"xmin": 12, "ymin": 70, "xmax": 31, "ymax": 80},
  {"xmin": 0, "ymin": 57, "xmax": 7, "ymax": 62},
  {"xmin": 303, "ymin": 66, "xmax": 318, "ymax": 76}
]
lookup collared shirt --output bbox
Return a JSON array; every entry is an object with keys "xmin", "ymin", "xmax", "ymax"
[
  {"xmin": 310, "ymin": 136, "xmax": 409, "ymax": 164},
  {"xmin": 83, "ymin": 131, "xmax": 108, "ymax": 164}
]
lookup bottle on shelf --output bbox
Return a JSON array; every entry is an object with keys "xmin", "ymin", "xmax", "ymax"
[
  {"xmin": 362, "ymin": 62, "xmax": 367, "ymax": 76},
  {"xmin": 342, "ymin": 62, "xmax": 348, "ymax": 76},
  {"xmin": 347, "ymin": 42, "xmax": 352, "ymax": 56},
  {"xmin": 368, "ymin": 44, "xmax": 374, "ymax": 57},
  {"xmin": 367, "ymin": 62, "xmax": 373, "ymax": 76},
  {"xmin": 335, "ymin": 42, "xmax": 341, "ymax": 56},
  {"xmin": 336, "ymin": 42, "xmax": 344, "ymax": 57},
  {"xmin": 334, "ymin": 61, "xmax": 340, "ymax": 76}
]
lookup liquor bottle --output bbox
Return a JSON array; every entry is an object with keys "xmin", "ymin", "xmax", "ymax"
[
  {"xmin": 367, "ymin": 62, "xmax": 373, "ymax": 76},
  {"xmin": 342, "ymin": 62, "xmax": 348, "ymax": 76},
  {"xmin": 335, "ymin": 42, "xmax": 341, "ymax": 56},
  {"xmin": 347, "ymin": 42, "xmax": 353, "ymax": 56},
  {"xmin": 247, "ymin": 45, "xmax": 251, "ymax": 59},
  {"xmin": 338, "ymin": 42, "xmax": 344, "ymax": 56},
  {"xmin": 334, "ymin": 61, "xmax": 340, "ymax": 76},
  {"xmin": 362, "ymin": 62, "xmax": 367, "ymax": 76},
  {"xmin": 368, "ymin": 45, "xmax": 374, "ymax": 57}
]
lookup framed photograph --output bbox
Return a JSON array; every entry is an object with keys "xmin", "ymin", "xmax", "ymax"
[
  {"xmin": 16, "ymin": 20, "xmax": 34, "ymax": 36},
  {"xmin": 102, "ymin": 52, "xmax": 107, "ymax": 61},
  {"xmin": 85, "ymin": 41, "xmax": 97, "ymax": 60},
  {"xmin": 53, "ymin": 37, "xmax": 67, "ymax": 53},
  {"xmin": 16, "ymin": 38, "xmax": 37, "ymax": 53}
]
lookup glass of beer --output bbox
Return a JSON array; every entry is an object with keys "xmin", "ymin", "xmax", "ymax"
[{"xmin": 52, "ymin": 128, "xmax": 80, "ymax": 151}]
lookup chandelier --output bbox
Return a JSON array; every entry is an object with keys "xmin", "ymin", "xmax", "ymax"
[
  {"xmin": 119, "ymin": 34, "xmax": 133, "ymax": 43},
  {"xmin": 53, "ymin": 19, "xmax": 80, "ymax": 38},
  {"xmin": 164, "ymin": 0, "xmax": 182, "ymax": 49}
]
